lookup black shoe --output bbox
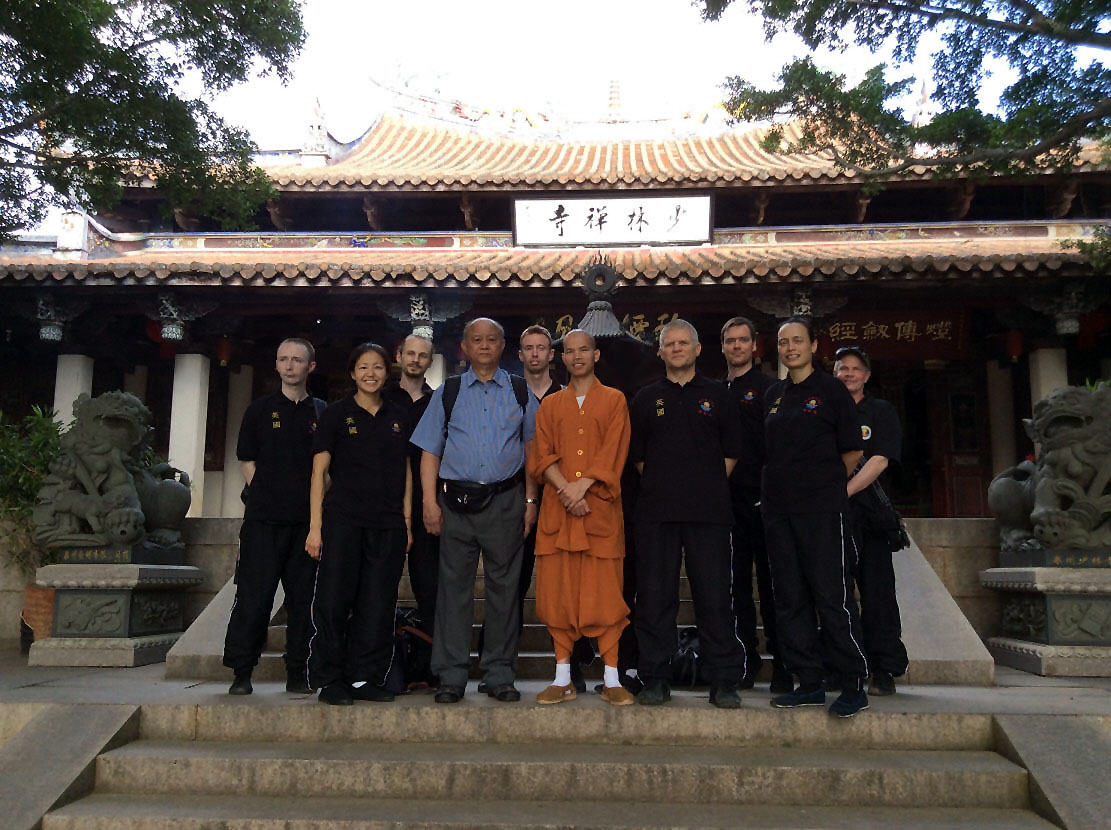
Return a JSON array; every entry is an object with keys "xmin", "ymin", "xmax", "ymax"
[
  {"xmin": 228, "ymin": 669, "xmax": 253, "ymax": 696},
  {"xmin": 476, "ymin": 681, "xmax": 488, "ymax": 694},
  {"xmin": 435, "ymin": 685, "xmax": 465, "ymax": 704},
  {"xmin": 486, "ymin": 683, "xmax": 521, "ymax": 702},
  {"xmin": 636, "ymin": 678, "xmax": 671, "ymax": 706},
  {"xmin": 769, "ymin": 662, "xmax": 794, "ymax": 695},
  {"xmin": 770, "ymin": 683, "xmax": 825, "ymax": 708},
  {"xmin": 349, "ymin": 683, "xmax": 395, "ymax": 702},
  {"xmin": 285, "ymin": 671, "xmax": 311, "ymax": 694},
  {"xmin": 318, "ymin": 682, "xmax": 353, "ymax": 706},
  {"xmin": 571, "ymin": 661, "xmax": 587, "ymax": 693},
  {"xmin": 869, "ymin": 670, "xmax": 896, "ymax": 696},
  {"xmin": 709, "ymin": 681, "xmax": 742, "ymax": 709},
  {"xmin": 623, "ymin": 674, "xmax": 644, "ymax": 695},
  {"xmin": 829, "ymin": 689, "xmax": 869, "ymax": 718}
]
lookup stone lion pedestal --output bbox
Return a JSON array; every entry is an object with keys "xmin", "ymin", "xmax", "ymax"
[
  {"xmin": 26, "ymin": 391, "xmax": 202, "ymax": 668},
  {"xmin": 983, "ymin": 383, "xmax": 1111, "ymax": 677}
]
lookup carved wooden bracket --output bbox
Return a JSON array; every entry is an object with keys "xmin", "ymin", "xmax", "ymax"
[
  {"xmin": 853, "ymin": 191, "xmax": 871, "ymax": 224},
  {"xmin": 266, "ymin": 199, "xmax": 293, "ymax": 231},
  {"xmin": 172, "ymin": 208, "xmax": 202, "ymax": 232},
  {"xmin": 946, "ymin": 181, "xmax": 976, "ymax": 220},
  {"xmin": 362, "ymin": 195, "xmax": 382, "ymax": 231},
  {"xmin": 460, "ymin": 194, "xmax": 479, "ymax": 231},
  {"xmin": 749, "ymin": 191, "xmax": 770, "ymax": 226},
  {"xmin": 1046, "ymin": 179, "xmax": 1079, "ymax": 219}
]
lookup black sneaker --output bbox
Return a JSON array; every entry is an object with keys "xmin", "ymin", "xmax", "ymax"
[
  {"xmin": 434, "ymin": 685, "xmax": 465, "ymax": 704},
  {"xmin": 318, "ymin": 682, "xmax": 353, "ymax": 706},
  {"xmin": 486, "ymin": 683, "xmax": 521, "ymax": 702},
  {"xmin": 769, "ymin": 662, "xmax": 794, "ymax": 695},
  {"xmin": 709, "ymin": 682, "xmax": 742, "ymax": 709},
  {"xmin": 228, "ymin": 669, "xmax": 253, "ymax": 696},
  {"xmin": 770, "ymin": 683, "xmax": 825, "ymax": 708},
  {"xmin": 476, "ymin": 681, "xmax": 488, "ymax": 694},
  {"xmin": 829, "ymin": 689, "xmax": 869, "ymax": 718},
  {"xmin": 285, "ymin": 671, "xmax": 311, "ymax": 695},
  {"xmin": 349, "ymin": 683, "xmax": 394, "ymax": 702},
  {"xmin": 636, "ymin": 678, "xmax": 671, "ymax": 706},
  {"xmin": 869, "ymin": 670, "xmax": 896, "ymax": 696}
]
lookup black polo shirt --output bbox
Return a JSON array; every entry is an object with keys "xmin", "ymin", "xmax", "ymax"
[
  {"xmin": 313, "ymin": 396, "xmax": 409, "ymax": 529},
  {"xmin": 384, "ymin": 380, "xmax": 433, "ymax": 509},
  {"xmin": 237, "ymin": 391, "xmax": 325, "ymax": 524},
  {"xmin": 726, "ymin": 367, "xmax": 777, "ymax": 493},
  {"xmin": 852, "ymin": 394, "xmax": 902, "ymax": 512},
  {"xmin": 629, "ymin": 374, "xmax": 742, "ymax": 525},
  {"xmin": 762, "ymin": 369, "xmax": 863, "ymax": 516}
]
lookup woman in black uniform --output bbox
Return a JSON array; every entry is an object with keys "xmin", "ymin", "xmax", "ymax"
[
  {"xmin": 305, "ymin": 343, "xmax": 412, "ymax": 705},
  {"xmin": 762, "ymin": 317, "xmax": 869, "ymax": 717}
]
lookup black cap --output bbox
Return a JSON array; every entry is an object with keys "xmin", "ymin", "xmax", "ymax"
[{"xmin": 834, "ymin": 345, "xmax": 871, "ymax": 371}]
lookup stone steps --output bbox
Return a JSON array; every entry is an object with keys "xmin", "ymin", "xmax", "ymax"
[
  {"xmin": 40, "ymin": 703, "xmax": 1053, "ymax": 829},
  {"xmin": 44, "ymin": 793, "xmax": 1056, "ymax": 830}
]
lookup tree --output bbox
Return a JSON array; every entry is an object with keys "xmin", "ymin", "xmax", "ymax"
[
  {"xmin": 700, "ymin": 0, "xmax": 1111, "ymax": 178},
  {"xmin": 0, "ymin": 0, "xmax": 305, "ymax": 235}
]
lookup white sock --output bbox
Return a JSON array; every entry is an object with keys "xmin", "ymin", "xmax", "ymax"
[
  {"xmin": 554, "ymin": 662, "xmax": 571, "ymax": 686},
  {"xmin": 350, "ymin": 681, "xmax": 366, "ymax": 688},
  {"xmin": 604, "ymin": 665, "xmax": 621, "ymax": 688}
]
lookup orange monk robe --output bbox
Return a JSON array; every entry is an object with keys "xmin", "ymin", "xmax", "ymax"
[{"xmin": 527, "ymin": 381, "xmax": 631, "ymax": 666}]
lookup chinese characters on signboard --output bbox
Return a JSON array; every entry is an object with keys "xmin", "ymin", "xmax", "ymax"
[
  {"xmin": 514, "ymin": 196, "xmax": 711, "ymax": 246},
  {"xmin": 538, "ymin": 312, "xmax": 679, "ymax": 345},
  {"xmin": 824, "ymin": 312, "xmax": 969, "ymax": 360}
]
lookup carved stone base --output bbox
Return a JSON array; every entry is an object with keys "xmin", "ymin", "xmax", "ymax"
[
  {"xmin": 986, "ymin": 637, "xmax": 1111, "ymax": 677},
  {"xmin": 27, "ymin": 633, "xmax": 181, "ymax": 667},
  {"xmin": 54, "ymin": 541, "xmax": 186, "ymax": 566},
  {"xmin": 981, "ymin": 564, "xmax": 1111, "ymax": 676}
]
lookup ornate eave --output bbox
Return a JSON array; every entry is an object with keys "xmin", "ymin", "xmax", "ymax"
[{"xmin": 0, "ymin": 222, "xmax": 1094, "ymax": 290}]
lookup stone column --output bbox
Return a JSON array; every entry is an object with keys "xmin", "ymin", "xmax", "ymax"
[
  {"xmin": 426, "ymin": 353, "xmax": 446, "ymax": 390},
  {"xmin": 1028, "ymin": 348, "xmax": 1068, "ymax": 408},
  {"xmin": 53, "ymin": 354, "xmax": 94, "ymax": 426},
  {"xmin": 220, "ymin": 365, "xmax": 254, "ymax": 518},
  {"xmin": 123, "ymin": 365, "xmax": 149, "ymax": 401},
  {"xmin": 986, "ymin": 361, "xmax": 1017, "ymax": 475},
  {"xmin": 169, "ymin": 353, "xmax": 210, "ymax": 518}
]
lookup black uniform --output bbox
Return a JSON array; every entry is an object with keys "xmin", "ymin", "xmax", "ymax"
[
  {"xmin": 629, "ymin": 374, "xmax": 748, "ymax": 685},
  {"xmin": 726, "ymin": 367, "xmax": 779, "ymax": 679},
  {"xmin": 762, "ymin": 369, "xmax": 868, "ymax": 689},
  {"xmin": 384, "ymin": 380, "xmax": 437, "ymax": 646},
  {"xmin": 223, "ymin": 390, "xmax": 324, "ymax": 681},
  {"xmin": 306, "ymin": 396, "xmax": 409, "ymax": 691},
  {"xmin": 850, "ymin": 395, "xmax": 909, "ymax": 677}
]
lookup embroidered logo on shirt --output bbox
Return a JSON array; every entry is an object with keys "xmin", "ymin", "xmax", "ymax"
[
  {"xmin": 769, "ymin": 396, "xmax": 782, "ymax": 415},
  {"xmin": 272, "ymin": 421, "xmax": 281, "ymax": 429},
  {"xmin": 271, "ymin": 410, "xmax": 281, "ymax": 430},
  {"xmin": 698, "ymin": 398, "xmax": 714, "ymax": 416},
  {"xmin": 655, "ymin": 397, "xmax": 665, "ymax": 417},
  {"xmin": 743, "ymin": 389, "xmax": 756, "ymax": 402},
  {"xmin": 803, "ymin": 396, "xmax": 822, "ymax": 413},
  {"xmin": 346, "ymin": 415, "xmax": 357, "ymax": 435},
  {"xmin": 862, "ymin": 425, "xmax": 872, "ymax": 440},
  {"xmin": 391, "ymin": 420, "xmax": 403, "ymax": 435}
]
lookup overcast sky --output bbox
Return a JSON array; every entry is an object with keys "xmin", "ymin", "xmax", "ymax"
[{"xmin": 210, "ymin": 0, "xmax": 940, "ymax": 148}]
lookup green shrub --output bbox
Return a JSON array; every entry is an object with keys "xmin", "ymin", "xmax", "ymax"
[{"xmin": 0, "ymin": 407, "xmax": 63, "ymax": 577}]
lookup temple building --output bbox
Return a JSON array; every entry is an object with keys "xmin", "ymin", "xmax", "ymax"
[{"xmin": 1, "ymin": 90, "xmax": 1108, "ymax": 520}]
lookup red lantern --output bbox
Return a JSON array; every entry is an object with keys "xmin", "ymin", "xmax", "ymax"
[
  {"xmin": 1005, "ymin": 330, "xmax": 1023, "ymax": 364},
  {"xmin": 145, "ymin": 320, "xmax": 164, "ymax": 343},
  {"xmin": 215, "ymin": 336, "xmax": 233, "ymax": 367}
]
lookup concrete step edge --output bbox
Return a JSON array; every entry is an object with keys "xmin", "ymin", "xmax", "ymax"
[
  {"xmin": 93, "ymin": 743, "xmax": 1029, "ymax": 808},
  {"xmin": 44, "ymin": 793, "xmax": 1057, "ymax": 830}
]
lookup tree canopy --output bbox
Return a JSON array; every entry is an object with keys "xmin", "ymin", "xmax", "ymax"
[
  {"xmin": 0, "ymin": 0, "xmax": 305, "ymax": 235},
  {"xmin": 700, "ymin": 0, "xmax": 1111, "ymax": 178}
]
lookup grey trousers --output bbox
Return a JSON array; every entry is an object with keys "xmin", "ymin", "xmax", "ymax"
[{"xmin": 431, "ymin": 483, "xmax": 525, "ymax": 689}]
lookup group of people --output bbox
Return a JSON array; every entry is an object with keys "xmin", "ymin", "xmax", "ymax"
[{"xmin": 223, "ymin": 313, "xmax": 907, "ymax": 719}]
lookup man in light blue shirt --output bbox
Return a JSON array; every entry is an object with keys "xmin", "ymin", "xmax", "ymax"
[{"xmin": 411, "ymin": 318, "xmax": 539, "ymax": 702}]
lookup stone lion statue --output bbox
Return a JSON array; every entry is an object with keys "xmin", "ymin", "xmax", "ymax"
[
  {"xmin": 987, "ymin": 459, "xmax": 1037, "ymax": 551},
  {"xmin": 1023, "ymin": 383, "xmax": 1111, "ymax": 550},
  {"xmin": 32, "ymin": 391, "xmax": 192, "ymax": 549}
]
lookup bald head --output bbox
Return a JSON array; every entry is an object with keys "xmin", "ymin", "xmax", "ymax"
[{"xmin": 563, "ymin": 329, "xmax": 596, "ymax": 350}]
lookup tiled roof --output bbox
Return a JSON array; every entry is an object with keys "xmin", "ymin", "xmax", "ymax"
[
  {"xmin": 262, "ymin": 113, "xmax": 855, "ymax": 191},
  {"xmin": 0, "ymin": 227, "xmax": 1088, "ymax": 288}
]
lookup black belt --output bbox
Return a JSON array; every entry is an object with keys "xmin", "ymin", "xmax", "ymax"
[{"xmin": 439, "ymin": 468, "xmax": 523, "ymax": 495}]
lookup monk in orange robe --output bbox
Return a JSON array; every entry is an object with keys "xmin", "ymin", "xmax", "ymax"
[{"xmin": 528, "ymin": 329, "xmax": 633, "ymax": 705}]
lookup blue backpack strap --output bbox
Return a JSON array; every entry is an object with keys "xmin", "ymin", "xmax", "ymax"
[{"xmin": 509, "ymin": 374, "xmax": 529, "ymax": 414}]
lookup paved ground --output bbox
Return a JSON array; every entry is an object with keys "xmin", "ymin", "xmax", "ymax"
[{"xmin": 2, "ymin": 642, "xmax": 1110, "ymax": 717}]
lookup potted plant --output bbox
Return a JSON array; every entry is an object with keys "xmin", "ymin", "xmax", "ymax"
[{"xmin": 0, "ymin": 407, "xmax": 63, "ymax": 649}]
